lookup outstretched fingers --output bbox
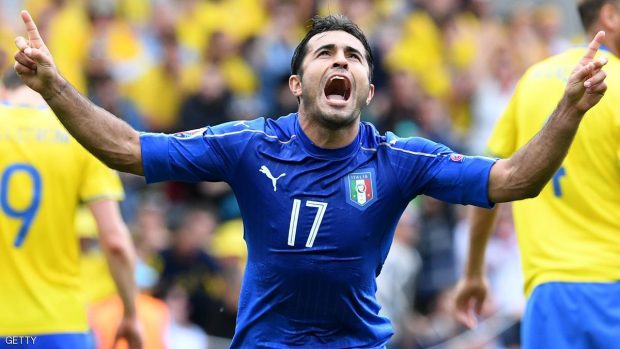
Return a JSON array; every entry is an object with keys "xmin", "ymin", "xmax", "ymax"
[
  {"xmin": 20, "ymin": 10, "xmax": 45, "ymax": 50},
  {"xmin": 15, "ymin": 23, "xmax": 53, "ymax": 72},
  {"xmin": 579, "ymin": 31, "xmax": 605, "ymax": 65}
]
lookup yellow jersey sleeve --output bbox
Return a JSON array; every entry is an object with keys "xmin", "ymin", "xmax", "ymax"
[{"xmin": 78, "ymin": 151, "xmax": 124, "ymax": 203}]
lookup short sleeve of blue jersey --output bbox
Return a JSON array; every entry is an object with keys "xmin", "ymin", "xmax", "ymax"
[
  {"xmin": 140, "ymin": 119, "xmax": 263, "ymax": 183},
  {"xmin": 388, "ymin": 135, "xmax": 497, "ymax": 208}
]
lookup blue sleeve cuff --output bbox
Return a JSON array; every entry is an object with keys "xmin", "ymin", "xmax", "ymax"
[
  {"xmin": 464, "ymin": 156, "xmax": 497, "ymax": 208},
  {"xmin": 140, "ymin": 132, "xmax": 172, "ymax": 184},
  {"xmin": 421, "ymin": 154, "xmax": 498, "ymax": 208}
]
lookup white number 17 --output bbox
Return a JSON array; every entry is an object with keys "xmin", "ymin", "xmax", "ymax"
[{"xmin": 287, "ymin": 199, "xmax": 328, "ymax": 247}]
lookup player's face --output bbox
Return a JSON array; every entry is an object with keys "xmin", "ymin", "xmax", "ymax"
[{"xmin": 290, "ymin": 30, "xmax": 375, "ymax": 129}]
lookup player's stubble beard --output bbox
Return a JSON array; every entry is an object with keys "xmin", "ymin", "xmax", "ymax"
[{"xmin": 299, "ymin": 75, "xmax": 370, "ymax": 131}]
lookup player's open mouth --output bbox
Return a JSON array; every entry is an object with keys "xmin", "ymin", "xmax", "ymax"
[{"xmin": 324, "ymin": 75, "xmax": 351, "ymax": 103}]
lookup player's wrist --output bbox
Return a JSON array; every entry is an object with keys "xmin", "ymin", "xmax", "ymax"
[
  {"xmin": 558, "ymin": 94, "xmax": 587, "ymax": 118},
  {"xmin": 42, "ymin": 74, "xmax": 68, "ymax": 102},
  {"xmin": 464, "ymin": 268, "xmax": 485, "ymax": 279},
  {"xmin": 122, "ymin": 310, "xmax": 138, "ymax": 320}
]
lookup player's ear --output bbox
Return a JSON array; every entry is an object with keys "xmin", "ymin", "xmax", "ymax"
[
  {"xmin": 289, "ymin": 75, "xmax": 302, "ymax": 98},
  {"xmin": 365, "ymin": 83, "xmax": 375, "ymax": 105}
]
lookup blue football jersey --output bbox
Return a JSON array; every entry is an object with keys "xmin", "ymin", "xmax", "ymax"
[{"xmin": 141, "ymin": 113, "xmax": 495, "ymax": 348}]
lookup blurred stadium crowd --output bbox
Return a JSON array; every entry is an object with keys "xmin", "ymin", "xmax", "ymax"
[{"xmin": 0, "ymin": 0, "xmax": 584, "ymax": 348}]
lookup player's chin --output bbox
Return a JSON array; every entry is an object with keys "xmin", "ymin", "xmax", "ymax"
[{"xmin": 318, "ymin": 110, "xmax": 358, "ymax": 129}]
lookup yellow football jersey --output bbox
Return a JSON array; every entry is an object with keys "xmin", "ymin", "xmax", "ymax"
[
  {"xmin": 0, "ymin": 104, "xmax": 124, "ymax": 335},
  {"xmin": 488, "ymin": 48, "xmax": 620, "ymax": 297},
  {"xmin": 76, "ymin": 206, "xmax": 117, "ymax": 304}
]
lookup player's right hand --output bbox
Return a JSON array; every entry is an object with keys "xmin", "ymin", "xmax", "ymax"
[
  {"xmin": 113, "ymin": 315, "xmax": 144, "ymax": 349},
  {"xmin": 13, "ymin": 10, "xmax": 62, "ymax": 99},
  {"xmin": 452, "ymin": 276, "xmax": 489, "ymax": 329},
  {"xmin": 564, "ymin": 30, "xmax": 608, "ymax": 114}
]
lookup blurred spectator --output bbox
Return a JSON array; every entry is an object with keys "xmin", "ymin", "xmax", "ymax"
[
  {"xmin": 505, "ymin": 5, "xmax": 548, "ymax": 72},
  {"xmin": 175, "ymin": 63, "xmax": 232, "ymax": 132},
  {"xmin": 209, "ymin": 218, "xmax": 247, "ymax": 336},
  {"xmin": 151, "ymin": 203, "xmax": 236, "ymax": 339},
  {"xmin": 385, "ymin": 6, "xmax": 451, "ymax": 101},
  {"xmin": 409, "ymin": 288, "xmax": 463, "ymax": 348},
  {"xmin": 165, "ymin": 284, "xmax": 209, "ymax": 349},
  {"xmin": 376, "ymin": 205, "xmax": 422, "ymax": 348},
  {"xmin": 37, "ymin": 0, "xmax": 91, "ymax": 93},
  {"xmin": 414, "ymin": 197, "xmax": 458, "ymax": 316},
  {"xmin": 377, "ymin": 69, "xmax": 422, "ymax": 134},
  {"xmin": 533, "ymin": 4, "xmax": 571, "ymax": 56},
  {"xmin": 210, "ymin": 218, "xmax": 247, "ymax": 269},
  {"xmin": 131, "ymin": 193, "xmax": 170, "ymax": 291},
  {"xmin": 272, "ymin": 74, "xmax": 300, "ymax": 117},
  {"xmin": 417, "ymin": 95, "xmax": 459, "ymax": 150},
  {"xmin": 126, "ymin": 28, "xmax": 183, "ymax": 131},
  {"xmin": 468, "ymin": 42, "xmax": 519, "ymax": 154},
  {"xmin": 249, "ymin": 0, "xmax": 303, "ymax": 116},
  {"xmin": 206, "ymin": 30, "xmax": 258, "ymax": 96},
  {"xmin": 170, "ymin": 62, "xmax": 238, "ymax": 207},
  {"xmin": 89, "ymin": 71, "xmax": 147, "ymax": 131}
]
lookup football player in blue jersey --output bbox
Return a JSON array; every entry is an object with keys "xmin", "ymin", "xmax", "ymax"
[{"xmin": 13, "ymin": 10, "xmax": 608, "ymax": 348}]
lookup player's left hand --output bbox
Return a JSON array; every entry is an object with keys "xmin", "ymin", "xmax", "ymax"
[
  {"xmin": 452, "ymin": 276, "xmax": 489, "ymax": 329},
  {"xmin": 564, "ymin": 31, "xmax": 608, "ymax": 114},
  {"xmin": 113, "ymin": 315, "xmax": 143, "ymax": 349}
]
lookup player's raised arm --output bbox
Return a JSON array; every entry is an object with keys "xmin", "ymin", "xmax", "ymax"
[
  {"xmin": 13, "ymin": 10, "xmax": 143, "ymax": 175},
  {"xmin": 487, "ymin": 31, "xmax": 608, "ymax": 203}
]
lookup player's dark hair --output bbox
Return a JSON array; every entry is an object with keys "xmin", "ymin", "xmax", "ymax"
[
  {"xmin": 578, "ymin": 0, "xmax": 619, "ymax": 30},
  {"xmin": 291, "ymin": 15, "xmax": 374, "ymax": 82}
]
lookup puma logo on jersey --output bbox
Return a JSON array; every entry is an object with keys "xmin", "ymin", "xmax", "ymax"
[{"xmin": 259, "ymin": 165, "xmax": 286, "ymax": 192}]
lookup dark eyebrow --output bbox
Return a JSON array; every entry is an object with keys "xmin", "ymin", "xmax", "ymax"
[
  {"xmin": 345, "ymin": 46, "xmax": 363, "ymax": 58},
  {"xmin": 314, "ymin": 44, "xmax": 336, "ymax": 53},
  {"xmin": 314, "ymin": 44, "xmax": 364, "ymax": 58}
]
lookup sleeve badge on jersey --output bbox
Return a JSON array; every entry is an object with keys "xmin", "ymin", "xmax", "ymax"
[{"xmin": 449, "ymin": 153, "xmax": 464, "ymax": 162}]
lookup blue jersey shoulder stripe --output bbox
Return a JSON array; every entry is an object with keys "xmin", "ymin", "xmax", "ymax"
[
  {"xmin": 361, "ymin": 143, "xmax": 438, "ymax": 158},
  {"xmin": 203, "ymin": 128, "xmax": 297, "ymax": 144}
]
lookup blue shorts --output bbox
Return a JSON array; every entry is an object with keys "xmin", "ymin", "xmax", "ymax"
[
  {"xmin": 0, "ymin": 333, "xmax": 94, "ymax": 349},
  {"xmin": 522, "ymin": 281, "xmax": 620, "ymax": 349}
]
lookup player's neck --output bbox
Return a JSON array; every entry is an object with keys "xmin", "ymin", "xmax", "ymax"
[
  {"xmin": 297, "ymin": 111, "xmax": 360, "ymax": 149},
  {"xmin": 4, "ymin": 85, "xmax": 48, "ymax": 109}
]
